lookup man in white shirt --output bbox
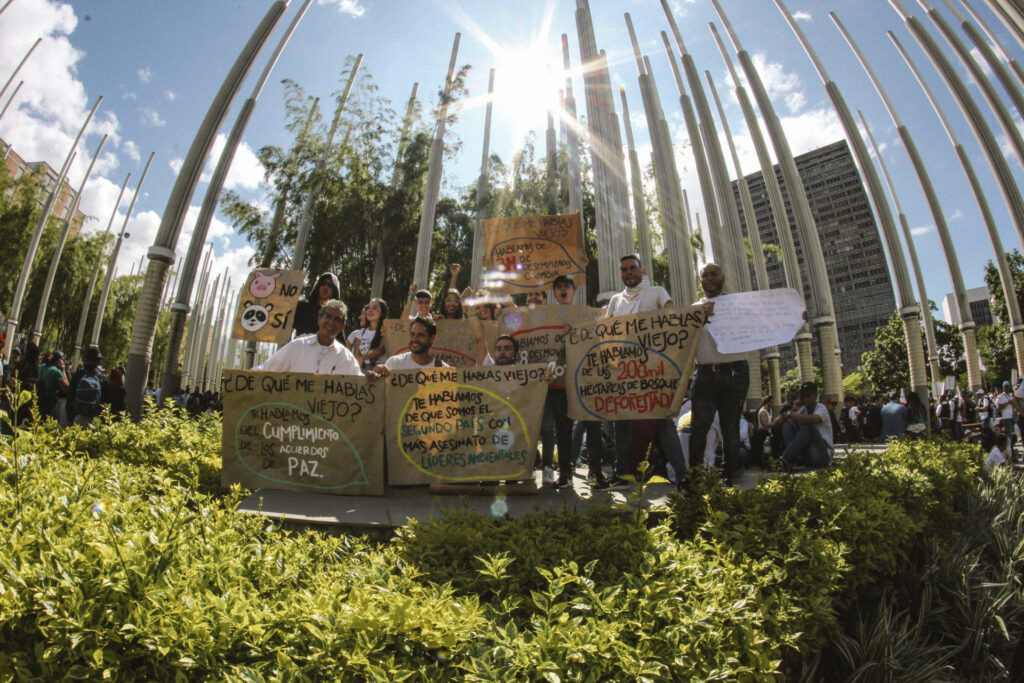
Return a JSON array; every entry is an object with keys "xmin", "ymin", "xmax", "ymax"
[
  {"xmin": 688, "ymin": 263, "xmax": 750, "ymax": 487},
  {"xmin": 997, "ymin": 381, "xmax": 1017, "ymax": 447},
  {"xmin": 775, "ymin": 381, "xmax": 832, "ymax": 468},
  {"xmin": 368, "ymin": 317, "xmax": 448, "ymax": 376},
  {"xmin": 257, "ymin": 299, "xmax": 362, "ymax": 375},
  {"xmin": 604, "ymin": 255, "xmax": 687, "ymax": 490}
]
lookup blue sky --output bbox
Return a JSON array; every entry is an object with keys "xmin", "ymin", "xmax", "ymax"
[{"xmin": 1, "ymin": 0, "xmax": 1023, "ymax": 324}]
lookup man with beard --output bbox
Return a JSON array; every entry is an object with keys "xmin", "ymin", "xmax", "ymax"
[{"xmin": 368, "ymin": 317, "xmax": 449, "ymax": 376}]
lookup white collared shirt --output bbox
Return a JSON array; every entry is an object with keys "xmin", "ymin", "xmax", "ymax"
[{"xmin": 257, "ymin": 334, "xmax": 362, "ymax": 375}]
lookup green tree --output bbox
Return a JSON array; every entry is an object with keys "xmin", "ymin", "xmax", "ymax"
[
  {"xmin": 979, "ymin": 251, "xmax": 1024, "ymax": 384},
  {"xmin": 862, "ymin": 308, "xmax": 963, "ymax": 392},
  {"xmin": 842, "ymin": 370, "xmax": 874, "ymax": 399}
]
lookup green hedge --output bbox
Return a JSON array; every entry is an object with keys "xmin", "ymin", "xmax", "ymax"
[{"xmin": 0, "ymin": 407, "xmax": 993, "ymax": 680}]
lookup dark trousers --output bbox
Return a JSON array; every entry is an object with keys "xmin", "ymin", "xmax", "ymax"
[
  {"xmin": 541, "ymin": 389, "xmax": 573, "ymax": 475},
  {"xmin": 688, "ymin": 361, "xmax": 749, "ymax": 481}
]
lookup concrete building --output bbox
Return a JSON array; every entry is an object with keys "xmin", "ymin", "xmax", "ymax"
[
  {"xmin": 732, "ymin": 139, "xmax": 896, "ymax": 373},
  {"xmin": 1, "ymin": 137, "xmax": 85, "ymax": 232},
  {"xmin": 942, "ymin": 286, "xmax": 994, "ymax": 327}
]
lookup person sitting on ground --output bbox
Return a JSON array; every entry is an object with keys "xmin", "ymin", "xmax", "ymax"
[
  {"xmin": 775, "ymin": 381, "xmax": 833, "ymax": 469},
  {"xmin": 68, "ymin": 345, "xmax": 112, "ymax": 427},
  {"xmin": 879, "ymin": 391, "xmax": 908, "ymax": 440},
  {"xmin": 258, "ymin": 300, "xmax": 361, "ymax": 375},
  {"xmin": 367, "ymin": 317, "xmax": 449, "ymax": 377},
  {"xmin": 986, "ymin": 432, "xmax": 1012, "ymax": 468}
]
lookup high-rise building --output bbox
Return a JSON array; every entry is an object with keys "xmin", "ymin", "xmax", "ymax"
[
  {"xmin": 1, "ymin": 137, "xmax": 86, "ymax": 232},
  {"xmin": 732, "ymin": 139, "xmax": 896, "ymax": 374},
  {"xmin": 942, "ymin": 286, "xmax": 994, "ymax": 327}
]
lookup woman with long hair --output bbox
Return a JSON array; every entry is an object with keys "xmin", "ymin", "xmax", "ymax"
[
  {"xmin": 351, "ymin": 298, "xmax": 389, "ymax": 373},
  {"xmin": 436, "ymin": 289, "xmax": 465, "ymax": 320}
]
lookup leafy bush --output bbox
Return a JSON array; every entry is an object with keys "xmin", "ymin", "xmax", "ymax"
[{"xmin": 0, "ymin": 406, "xmax": 1006, "ymax": 680}]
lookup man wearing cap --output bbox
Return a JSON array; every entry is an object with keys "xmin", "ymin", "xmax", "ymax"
[
  {"xmin": 688, "ymin": 262, "xmax": 749, "ymax": 487},
  {"xmin": 997, "ymin": 381, "xmax": 1017, "ymax": 447},
  {"xmin": 775, "ymin": 381, "xmax": 833, "ymax": 468},
  {"xmin": 69, "ymin": 346, "xmax": 113, "ymax": 426}
]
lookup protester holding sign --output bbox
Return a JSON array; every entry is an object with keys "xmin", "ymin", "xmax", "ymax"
[
  {"xmin": 688, "ymin": 263, "xmax": 749, "ymax": 488},
  {"xmin": 369, "ymin": 317, "xmax": 450, "ymax": 376},
  {"xmin": 293, "ymin": 273, "xmax": 343, "ymax": 341},
  {"xmin": 604, "ymin": 255, "xmax": 688, "ymax": 490},
  {"xmin": 257, "ymin": 300, "xmax": 361, "ymax": 376}
]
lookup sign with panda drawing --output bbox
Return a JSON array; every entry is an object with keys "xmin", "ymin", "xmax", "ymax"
[{"xmin": 231, "ymin": 268, "xmax": 307, "ymax": 344}]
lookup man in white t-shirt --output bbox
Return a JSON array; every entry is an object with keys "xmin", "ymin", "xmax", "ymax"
[
  {"xmin": 367, "ymin": 317, "xmax": 448, "ymax": 377},
  {"xmin": 775, "ymin": 381, "xmax": 832, "ymax": 468},
  {"xmin": 997, "ymin": 381, "xmax": 1016, "ymax": 447},
  {"xmin": 257, "ymin": 299, "xmax": 361, "ymax": 375},
  {"xmin": 603, "ymin": 255, "xmax": 687, "ymax": 490}
]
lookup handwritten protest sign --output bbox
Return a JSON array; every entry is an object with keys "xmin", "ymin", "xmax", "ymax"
[
  {"xmin": 566, "ymin": 306, "xmax": 705, "ymax": 421},
  {"xmin": 231, "ymin": 269, "xmax": 306, "ymax": 345},
  {"xmin": 386, "ymin": 364, "xmax": 549, "ymax": 485},
  {"xmin": 481, "ymin": 213, "xmax": 588, "ymax": 293},
  {"xmin": 499, "ymin": 304, "xmax": 603, "ymax": 389},
  {"xmin": 221, "ymin": 370, "xmax": 384, "ymax": 495},
  {"xmin": 383, "ymin": 318, "xmax": 480, "ymax": 367},
  {"xmin": 704, "ymin": 288, "xmax": 805, "ymax": 354}
]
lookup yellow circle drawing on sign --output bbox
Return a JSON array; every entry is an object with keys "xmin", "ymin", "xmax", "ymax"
[{"xmin": 397, "ymin": 383, "xmax": 532, "ymax": 481}]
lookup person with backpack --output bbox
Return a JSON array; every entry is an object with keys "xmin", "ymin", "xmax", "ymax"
[
  {"xmin": 68, "ymin": 346, "xmax": 112, "ymax": 426},
  {"xmin": 36, "ymin": 351, "xmax": 69, "ymax": 424}
]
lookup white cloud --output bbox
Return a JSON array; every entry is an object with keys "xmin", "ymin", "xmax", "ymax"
[
  {"xmin": 793, "ymin": 10, "xmax": 812, "ymax": 21},
  {"xmin": 122, "ymin": 140, "xmax": 141, "ymax": 163},
  {"xmin": 165, "ymin": 89, "xmax": 176, "ymax": 102},
  {"xmin": 137, "ymin": 66, "xmax": 152, "ymax": 83},
  {"xmin": 170, "ymin": 134, "xmax": 266, "ymax": 192},
  {"xmin": 122, "ymin": 91, "xmax": 136, "ymax": 102},
  {"xmin": 910, "ymin": 225, "xmax": 933, "ymax": 236},
  {"xmin": 949, "ymin": 208, "xmax": 964, "ymax": 221},
  {"xmin": 139, "ymin": 107, "xmax": 165, "ymax": 127},
  {"xmin": 317, "ymin": 0, "xmax": 366, "ymax": 17},
  {"xmin": 779, "ymin": 107, "xmax": 844, "ymax": 157},
  {"xmin": 750, "ymin": 52, "xmax": 806, "ymax": 114},
  {"xmin": 968, "ymin": 47, "xmax": 995, "ymax": 79}
]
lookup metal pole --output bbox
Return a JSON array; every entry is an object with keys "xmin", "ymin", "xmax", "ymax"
[
  {"xmin": 71, "ymin": 172, "xmax": 130, "ymax": 368},
  {"xmin": 561, "ymin": 34, "xmax": 587, "ymax": 305},
  {"xmin": 0, "ymin": 36, "xmax": 39, "ymax": 105},
  {"xmin": 834, "ymin": 12, "xmax": 979, "ymax": 389},
  {"xmin": 161, "ymin": 0, "xmax": 311, "ymax": 404},
  {"xmin": 776, "ymin": 0, "xmax": 926, "ymax": 404},
  {"xmin": 469, "ymin": 72, "xmax": 494, "ymax": 288},
  {"xmin": 292, "ymin": 52, "xmax": 363, "ymax": 270},
  {"xmin": 893, "ymin": 33, "xmax": 1024, "ymax": 374},
  {"xmin": 4, "ymin": 96, "xmax": 100, "ymax": 360},
  {"xmin": 957, "ymin": 0, "xmax": 1024, "ymax": 90},
  {"xmin": 31, "ymin": 133, "xmax": 109, "ymax": 344},
  {"xmin": 981, "ymin": 0, "xmax": 1024, "ymax": 49},
  {"xmin": 618, "ymin": 87, "xmax": 654, "ymax": 274},
  {"xmin": 712, "ymin": 0, "xmax": 843, "ymax": 402},
  {"xmin": 412, "ymin": 36, "xmax": 459, "ymax": 288},
  {"xmin": 125, "ymin": 1, "xmax": 287, "ymax": 419},
  {"xmin": 92, "ymin": 153, "xmax": 154, "ymax": 346},
  {"xmin": 0, "ymin": 79, "xmax": 23, "ymax": 124}
]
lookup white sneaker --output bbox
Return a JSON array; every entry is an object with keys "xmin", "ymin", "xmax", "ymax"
[{"xmin": 542, "ymin": 466, "xmax": 555, "ymax": 485}]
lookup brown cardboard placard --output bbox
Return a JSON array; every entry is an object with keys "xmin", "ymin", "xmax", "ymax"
[
  {"xmin": 498, "ymin": 304, "xmax": 603, "ymax": 390},
  {"xmin": 231, "ymin": 269, "xmax": 306, "ymax": 345},
  {"xmin": 385, "ymin": 364, "xmax": 549, "ymax": 485},
  {"xmin": 382, "ymin": 318, "xmax": 480, "ymax": 367},
  {"xmin": 480, "ymin": 213, "xmax": 587, "ymax": 293},
  {"xmin": 221, "ymin": 370, "xmax": 384, "ymax": 495},
  {"xmin": 566, "ymin": 306, "xmax": 705, "ymax": 421}
]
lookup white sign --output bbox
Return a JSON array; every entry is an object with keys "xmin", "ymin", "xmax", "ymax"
[{"xmin": 704, "ymin": 289, "xmax": 806, "ymax": 354}]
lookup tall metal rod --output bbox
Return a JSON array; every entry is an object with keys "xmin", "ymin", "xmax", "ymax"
[
  {"xmin": 71, "ymin": 172, "xmax": 130, "ymax": 368},
  {"xmin": 4, "ymin": 95, "xmax": 101, "ymax": 359},
  {"xmin": 0, "ymin": 36, "xmax": 39, "ymax": 105},
  {"xmin": 892, "ymin": 32, "xmax": 1024, "ymax": 373},
  {"xmin": 834, "ymin": 12, "xmax": 979, "ymax": 389},
  {"xmin": 888, "ymin": 3, "xmax": 1024, "ymax": 255},
  {"xmin": 957, "ymin": 0, "xmax": 1024, "ymax": 90},
  {"xmin": 292, "ymin": 52, "xmax": 363, "ymax": 269},
  {"xmin": 92, "ymin": 152, "xmax": 155, "ymax": 347},
  {"xmin": 412, "ymin": 35, "xmax": 460, "ymax": 288},
  {"xmin": 469, "ymin": 72, "xmax": 494, "ymax": 287},
  {"xmin": 705, "ymin": 68, "xmax": 782, "ymax": 408},
  {"xmin": 709, "ymin": 12, "xmax": 832, "ymax": 390},
  {"xmin": 32, "ymin": 133, "xmax": 109, "ymax": 344},
  {"xmin": 125, "ymin": 2, "xmax": 287, "ymax": 418},
  {"xmin": 775, "ymin": 0, "xmax": 926, "ymax": 403},
  {"xmin": 161, "ymin": 0, "xmax": 311, "ymax": 403},
  {"xmin": 560, "ymin": 33, "xmax": 586, "ymax": 305},
  {"xmin": 618, "ymin": 87, "xmax": 653, "ymax": 274},
  {"xmin": 0, "ymin": 79, "xmax": 23, "ymax": 123},
  {"xmin": 182, "ymin": 248, "xmax": 213, "ymax": 389},
  {"xmin": 981, "ymin": 0, "xmax": 1024, "ymax": 49}
]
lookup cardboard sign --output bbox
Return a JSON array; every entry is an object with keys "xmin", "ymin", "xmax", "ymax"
[
  {"xmin": 499, "ymin": 304, "xmax": 604, "ymax": 389},
  {"xmin": 481, "ymin": 213, "xmax": 588, "ymax": 293},
  {"xmin": 221, "ymin": 370, "xmax": 384, "ymax": 495},
  {"xmin": 383, "ymin": 318, "xmax": 480, "ymax": 367},
  {"xmin": 231, "ymin": 269, "xmax": 306, "ymax": 344},
  {"xmin": 385, "ymin": 364, "xmax": 550, "ymax": 485},
  {"xmin": 566, "ymin": 306, "xmax": 705, "ymax": 421}
]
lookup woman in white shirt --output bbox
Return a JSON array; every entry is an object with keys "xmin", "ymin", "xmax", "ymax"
[{"xmin": 350, "ymin": 298, "xmax": 388, "ymax": 373}]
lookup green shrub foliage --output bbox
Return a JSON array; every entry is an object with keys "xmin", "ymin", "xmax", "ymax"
[{"xmin": 1, "ymin": 408, "xmax": 1016, "ymax": 680}]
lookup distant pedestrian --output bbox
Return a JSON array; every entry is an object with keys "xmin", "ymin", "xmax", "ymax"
[{"xmin": 68, "ymin": 346, "xmax": 112, "ymax": 427}]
